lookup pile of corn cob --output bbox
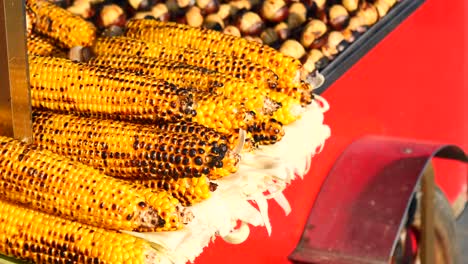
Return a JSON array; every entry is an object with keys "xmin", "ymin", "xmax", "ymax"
[
  {"xmin": 0, "ymin": 0, "xmax": 330, "ymax": 263},
  {"xmin": 58, "ymin": 0, "xmax": 402, "ymax": 75}
]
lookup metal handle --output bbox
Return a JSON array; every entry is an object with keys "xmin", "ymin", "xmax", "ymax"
[{"xmin": 0, "ymin": 0, "xmax": 32, "ymax": 143}]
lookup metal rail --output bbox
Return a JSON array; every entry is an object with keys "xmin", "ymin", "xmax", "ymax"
[{"xmin": 0, "ymin": 0, "xmax": 32, "ymax": 143}]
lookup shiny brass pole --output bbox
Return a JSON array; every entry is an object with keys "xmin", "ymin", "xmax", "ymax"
[{"xmin": 0, "ymin": 0, "xmax": 32, "ymax": 143}]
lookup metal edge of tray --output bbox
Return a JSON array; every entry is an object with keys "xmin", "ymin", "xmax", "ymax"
[{"xmin": 315, "ymin": 0, "xmax": 426, "ymax": 95}]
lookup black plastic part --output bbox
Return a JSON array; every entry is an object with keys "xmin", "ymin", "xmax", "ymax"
[{"xmin": 315, "ymin": 0, "xmax": 426, "ymax": 95}]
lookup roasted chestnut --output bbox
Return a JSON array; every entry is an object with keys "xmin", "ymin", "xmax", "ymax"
[
  {"xmin": 128, "ymin": 0, "xmax": 159, "ymax": 11},
  {"xmin": 328, "ymin": 5, "xmax": 350, "ymax": 31},
  {"xmin": 97, "ymin": 4, "xmax": 126, "ymax": 29},
  {"xmin": 279, "ymin": 39, "xmax": 305, "ymax": 59},
  {"xmin": 260, "ymin": 0, "xmax": 289, "ymax": 23},
  {"xmin": 196, "ymin": 0, "xmax": 220, "ymax": 15},
  {"xmin": 342, "ymin": 0, "xmax": 359, "ymax": 13},
  {"xmin": 223, "ymin": 25, "xmax": 242, "ymax": 37},
  {"xmin": 186, "ymin": 6, "xmax": 204, "ymax": 27},
  {"xmin": 67, "ymin": 0, "xmax": 94, "ymax": 19},
  {"xmin": 274, "ymin": 22, "xmax": 290, "ymax": 41},
  {"xmin": 300, "ymin": 19, "xmax": 327, "ymax": 49},
  {"xmin": 357, "ymin": 2, "xmax": 379, "ymax": 26},
  {"xmin": 236, "ymin": 11, "xmax": 264, "ymax": 36},
  {"xmin": 150, "ymin": 3, "xmax": 171, "ymax": 22},
  {"xmin": 260, "ymin": 27, "xmax": 280, "ymax": 46},
  {"xmin": 203, "ymin": 13, "xmax": 225, "ymax": 31},
  {"xmin": 287, "ymin": 2, "xmax": 307, "ymax": 29},
  {"xmin": 321, "ymin": 31, "xmax": 346, "ymax": 59}
]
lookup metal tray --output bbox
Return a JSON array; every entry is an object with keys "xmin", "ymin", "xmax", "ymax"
[{"xmin": 316, "ymin": 0, "xmax": 426, "ymax": 94}]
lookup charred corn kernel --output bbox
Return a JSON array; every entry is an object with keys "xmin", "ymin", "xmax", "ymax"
[
  {"xmin": 268, "ymin": 91, "xmax": 303, "ymax": 125},
  {"xmin": 93, "ymin": 36, "xmax": 278, "ymax": 91},
  {"xmin": 247, "ymin": 118, "xmax": 285, "ymax": 145},
  {"xmin": 26, "ymin": 0, "xmax": 96, "ymax": 48},
  {"xmin": 0, "ymin": 199, "xmax": 161, "ymax": 264},
  {"xmin": 135, "ymin": 175, "xmax": 213, "ymax": 206},
  {"xmin": 88, "ymin": 54, "xmax": 274, "ymax": 115},
  {"xmin": 29, "ymin": 55, "xmax": 195, "ymax": 123},
  {"xmin": 0, "ymin": 136, "xmax": 184, "ymax": 232},
  {"xmin": 209, "ymin": 149, "xmax": 241, "ymax": 179},
  {"xmin": 129, "ymin": 183, "xmax": 191, "ymax": 230},
  {"xmin": 125, "ymin": 20, "xmax": 307, "ymax": 91},
  {"xmin": 32, "ymin": 111, "xmax": 235, "ymax": 180},
  {"xmin": 153, "ymin": 121, "xmax": 256, "ymax": 153},
  {"xmin": 27, "ymin": 33, "xmax": 66, "ymax": 57}
]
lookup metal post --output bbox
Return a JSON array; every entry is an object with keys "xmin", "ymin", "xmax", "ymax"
[
  {"xmin": 420, "ymin": 163, "xmax": 435, "ymax": 264},
  {"xmin": 0, "ymin": 0, "xmax": 32, "ymax": 143}
]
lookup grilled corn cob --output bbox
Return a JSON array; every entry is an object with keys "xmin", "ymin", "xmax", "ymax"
[
  {"xmin": 26, "ymin": 0, "xmax": 97, "ymax": 48},
  {"xmin": 29, "ymin": 55, "xmax": 195, "ymax": 122},
  {"xmin": 124, "ymin": 19, "xmax": 313, "ymax": 103},
  {"xmin": 0, "ymin": 135, "xmax": 185, "ymax": 232},
  {"xmin": 0, "ymin": 199, "xmax": 162, "ymax": 264},
  {"xmin": 88, "ymin": 54, "xmax": 276, "ymax": 115},
  {"xmin": 27, "ymin": 33, "xmax": 66, "ymax": 57},
  {"xmin": 32, "ymin": 111, "xmax": 239, "ymax": 180},
  {"xmin": 92, "ymin": 36, "xmax": 279, "ymax": 91},
  {"xmin": 135, "ymin": 175, "xmax": 214, "ymax": 206}
]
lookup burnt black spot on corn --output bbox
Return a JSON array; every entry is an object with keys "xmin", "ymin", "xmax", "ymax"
[
  {"xmin": 247, "ymin": 118, "xmax": 285, "ymax": 145},
  {"xmin": 28, "ymin": 55, "xmax": 195, "ymax": 123},
  {"xmin": 0, "ymin": 135, "xmax": 185, "ymax": 232},
  {"xmin": 92, "ymin": 36, "xmax": 278, "ymax": 91},
  {"xmin": 88, "ymin": 54, "xmax": 274, "ymax": 115},
  {"xmin": 26, "ymin": 0, "xmax": 97, "ymax": 49},
  {"xmin": 0, "ymin": 199, "xmax": 161, "ymax": 264},
  {"xmin": 124, "ymin": 19, "xmax": 313, "ymax": 102},
  {"xmin": 27, "ymin": 33, "xmax": 66, "ymax": 57},
  {"xmin": 32, "ymin": 111, "xmax": 238, "ymax": 180},
  {"xmin": 135, "ymin": 176, "xmax": 212, "ymax": 206},
  {"xmin": 154, "ymin": 121, "xmax": 256, "ymax": 153}
]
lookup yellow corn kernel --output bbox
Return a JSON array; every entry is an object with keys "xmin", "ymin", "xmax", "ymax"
[
  {"xmin": 26, "ymin": 0, "xmax": 96, "ymax": 48},
  {"xmin": 32, "ymin": 111, "xmax": 238, "ymax": 180},
  {"xmin": 0, "ymin": 199, "xmax": 162, "ymax": 264},
  {"xmin": 27, "ymin": 33, "xmax": 66, "ymax": 57},
  {"xmin": 0, "ymin": 135, "xmax": 185, "ymax": 232},
  {"xmin": 192, "ymin": 92, "xmax": 255, "ymax": 135},
  {"xmin": 135, "ymin": 175, "xmax": 214, "ymax": 206},
  {"xmin": 268, "ymin": 91, "xmax": 304, "ymax": 125},
  {"xmin": 92, "ymin": 36, "xmax": 279, "ymax": 91},
  {"xmin": 28, "ymin": 55, "xmax": 196, "ymax": 123}
]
